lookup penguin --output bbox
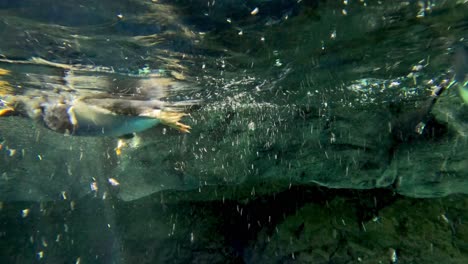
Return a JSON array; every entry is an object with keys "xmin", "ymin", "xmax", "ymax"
[
  {"xmin": 0, "ymin": 57, "xmax": 194, "ymax": 156},
  {"xmin": 0, "ymin": 91, "xmax": 191, "ymax": 137}
]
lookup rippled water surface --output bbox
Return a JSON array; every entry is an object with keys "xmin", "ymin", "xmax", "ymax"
[{"xmin": 1, "ymin": 0, "xmax": 468, "ymax": 263}]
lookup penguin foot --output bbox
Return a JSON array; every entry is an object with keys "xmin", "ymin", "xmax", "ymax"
[
  {"xmin": 115, "ymin": 135, "xmax": 142, "ymax": 156},
  {"xmin": 115, "ymin": 139, "xmax": 127, "ymax": 156},
  {"xmin": 158, "ymin": 111, "xmax": 191, "ymax": 133}
]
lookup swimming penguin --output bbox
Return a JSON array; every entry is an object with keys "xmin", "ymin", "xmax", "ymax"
[{"xmin": 0, "ymin": 91, "xmax": 191, "ymax": 137}]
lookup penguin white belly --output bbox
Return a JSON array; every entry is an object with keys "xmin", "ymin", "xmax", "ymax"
[{"xmin": 68, "ymin": 101, "xmax": 160, "ymax": 136}]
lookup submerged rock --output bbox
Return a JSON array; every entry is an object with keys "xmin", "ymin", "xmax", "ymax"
[
  {"xmin": 390, "ymin": 87, "xmax": 468, "ymax": 198},
  {"xmin": 5, "ymin": 186, "xmax": 466, "ymax": 263}
]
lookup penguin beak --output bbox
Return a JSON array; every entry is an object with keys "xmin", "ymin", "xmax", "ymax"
[{"xmin": 0, "ymin": 107, "xmax": 15, "ymax": 116}]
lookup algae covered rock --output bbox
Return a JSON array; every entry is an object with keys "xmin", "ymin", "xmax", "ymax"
[{"xmin": 389, "ymin": 89, "xmax": 468, "ymax": 198}]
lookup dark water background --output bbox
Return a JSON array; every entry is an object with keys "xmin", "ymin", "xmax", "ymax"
[{"xmin": 0, "ymin": 0, "xmax": 468, "ymax": 263}]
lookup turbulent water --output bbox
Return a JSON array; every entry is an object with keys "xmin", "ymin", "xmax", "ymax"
[{"xmin": 1, "ymin": 0, "xmax": 468, "ymax": 263}]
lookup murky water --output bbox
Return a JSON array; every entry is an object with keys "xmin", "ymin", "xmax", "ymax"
[{"xmin": 1, "ymin": 0, "xmax": 468, "ymax": 263}]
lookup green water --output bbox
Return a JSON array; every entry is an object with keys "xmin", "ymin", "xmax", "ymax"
[{"xmin": 0, "ymin": 0, "xmax": 468, "ymax": 263}]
